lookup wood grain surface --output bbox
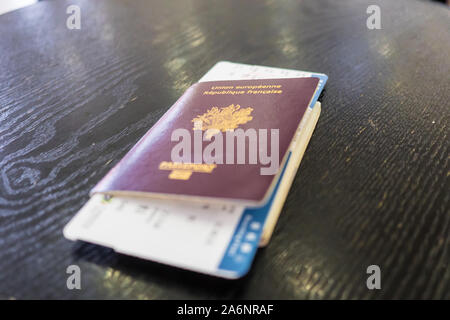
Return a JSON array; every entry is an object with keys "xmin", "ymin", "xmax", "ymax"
[{"xmin": 0, "ymin": 0, "xmax": 448, "ymax": 299}]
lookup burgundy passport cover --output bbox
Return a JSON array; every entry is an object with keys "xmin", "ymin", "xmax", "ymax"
[{"xmin": 92, "ymin": 77, "xmax": 319, "ymax": 205}]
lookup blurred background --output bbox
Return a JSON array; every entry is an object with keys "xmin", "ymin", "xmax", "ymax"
[
  {"xmin": 0, "ymin": 0, "xmax": 448, "ymax": 16},
  {"xmin": 0, "ymin": 0, "xmax": 37, "ymax": 15}
]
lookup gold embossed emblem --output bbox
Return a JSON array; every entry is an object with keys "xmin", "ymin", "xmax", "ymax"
[
  {"xmin": 192, "ymin": 104, "xmax": 253, "ymax": 138},
  {"xmin": 159, "ymin": 105, "xmax": 253, "ymax": 180}
]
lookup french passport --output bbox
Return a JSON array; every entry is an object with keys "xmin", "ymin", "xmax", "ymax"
[{"xmin": 92, "ymin": 77, "xmax": 319, "ymax": 205}]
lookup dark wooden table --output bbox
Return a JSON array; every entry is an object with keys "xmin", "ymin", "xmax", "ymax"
[{"xmin": 0, "ymin": 0, "xmax": 448, "ymax": 299}]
